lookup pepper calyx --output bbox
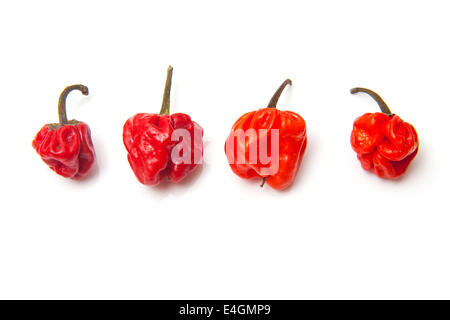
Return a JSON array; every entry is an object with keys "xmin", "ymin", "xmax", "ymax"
[{"xmin": 48, "ymin": 119, "xmax": 81, "ymax": 130}]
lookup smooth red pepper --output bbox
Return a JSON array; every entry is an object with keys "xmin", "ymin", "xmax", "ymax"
[
  {"xmin": 350, "ymin": 87, "xmax": 419, "ymax": 179},
  {"xmin": 32, "ymin": 85, "xmax": 96, "ymax": 179},
  {"xmin": 123, "ymin": 66, "xmax": 203, "ymax": 185},
  {"xmin": 224, "ymin": 79, "xmax": 307, "ymax": 190}
]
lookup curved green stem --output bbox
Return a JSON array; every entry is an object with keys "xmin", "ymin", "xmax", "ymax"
[
  {"xmin": 350, "ymin": 87, "xmax": 392, "ymax": 115},
  {"xmin": 58, "ymin": 84, "xmax": 89, "ymax": 124},
  {"xmin": 159, "ymin": 65, "xmax": 173, "ymax": 115},
  {"xmin": 267, "ymin": 79, "xmax": 292, "ymax": 108}
]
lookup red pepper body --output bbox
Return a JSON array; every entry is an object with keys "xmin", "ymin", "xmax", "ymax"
[
  {"xmin": 32, "ymin": 121, "xmax": 95, "ymax": 179},
  {"xmin": 225, "ymin": 108, "xmax": 307, "ymax": 190},
  {"xmin": 350, "ymin": 113, "xmax": 418, "ymax": 179},
  {"xmin": 123, "ymin": 112, "xmax": 203, "ymax": 185}
]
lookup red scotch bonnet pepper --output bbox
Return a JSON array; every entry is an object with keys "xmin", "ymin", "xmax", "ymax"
[
  {"xmin": 123, "ymin": 66, "xmax": 203, "ymax": 185},
  {"xmin": 350, "ymin": 87, "xmax": 418, "ymax": 179},
  {"xmin": 224, "ymin": 79, "xmax": 307, "ymax": 190},
  {"xmin": 32, "ymin": 85, "xmax": 96, "ymax": 179}
]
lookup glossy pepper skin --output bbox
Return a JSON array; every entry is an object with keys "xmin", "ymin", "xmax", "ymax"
[
  {"xmin": 350, "ymin": 87, "xmax": 418, "ymax": 179},
  {"xmin": 32, "ymin": 85, "xmax": 95, "ymax": 179},
  {"xmin": 225, "ymin": 79, "xmax": 307, "ymax": 190},
  {"xmin": 123, "ymin": 66, "xmax": 203, "ymax": 185}
]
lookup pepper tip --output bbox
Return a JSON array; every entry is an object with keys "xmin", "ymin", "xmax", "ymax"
[{"xmin": 260, "ymin": 177, "xmax": 266, "ymax": 188}]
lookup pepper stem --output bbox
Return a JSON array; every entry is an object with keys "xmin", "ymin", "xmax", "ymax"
[
  {"xmin": 260, "ymin": 177, "xmax": 266, "ymax": 188},
  {"xmin": 58, "ymin": 84, "xmax": 89, "ymax": 124},
  {"xmin": 350, "ymin": 87, "xmax": 392, "ymax": 115},
  {"xmin": 267, "ymin": 79, "xmax": 292, "ymax": 108},
  {"xmin": 159, "ymin": 65, "xmax": 173, "ymax": 115}
]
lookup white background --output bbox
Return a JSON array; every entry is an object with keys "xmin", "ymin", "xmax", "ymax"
[{"xmin": 0, "ymin": 0, "xmax": 449, "ymax": 299}]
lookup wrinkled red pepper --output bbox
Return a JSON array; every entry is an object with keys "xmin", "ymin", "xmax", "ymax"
[
  {"xmin": 123, "ymin": 66, "xmax": 203, "ymax": 185},
  {"xmin": 224, "ymin": 79, "xmax": 307, "ymax": 190},
  {"xmin": 32, "ymin": 85, "xmax": 96, "ymax": 179},
  {"xmin": 350, "ymin": 87, "xmax": 418, "ymax": 179}
]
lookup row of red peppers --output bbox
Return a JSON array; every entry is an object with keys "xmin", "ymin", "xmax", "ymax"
[{"xmin": 32, "ymin": 66, "xmax": 419, "ymax": 190}]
